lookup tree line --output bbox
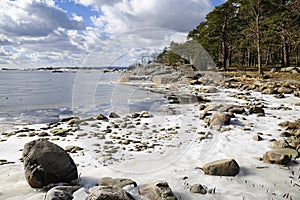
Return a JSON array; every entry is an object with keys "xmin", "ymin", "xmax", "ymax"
[{"xmin": 186, "ymin": 0, "xmax": 300, "ymax": 74}]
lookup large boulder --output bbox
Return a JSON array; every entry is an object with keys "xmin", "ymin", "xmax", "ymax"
[
  {"xmin": 139, "ymin": 181, "xmax": 177, "ymax": 200},
  {"xmin": 86, "ymin": 186, "xmax": 135, "ymax": 200},
  {"xmin": 23, "ymin": 139, "xmax": 78, "ymax": 188},
  {"xmin": 202, "ymin": 159, "xmax": 240, "ymax": 176}
]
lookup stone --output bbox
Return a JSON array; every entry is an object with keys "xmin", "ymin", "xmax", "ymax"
[
  {"xmin": 139, "ymin": 181, "xmax": 178, "ymax": 200},
  {"xmin": 98, "ymin": 177, "xmax": 137, "ymax": 189},
  {"xmin": 269, "ymin": 140, "xmax": 289, "ymax": 149},
  {"xmin": 278, "ymin": 87, "xmax": 293, "ymax": 94},
  {"xmin": 109, "ymin": 112, "xmax": 120, "ymax": 118},
  {"xmin": 96, "ymin": 114, "xmax": 109, "ymax": 121},
  {"xmin": 202, "ymin": 159, "xmax": 240, "ymax": 176},
  {"xmin": 249, "ymin": 106, "xmax": 265, "ymax": 116},
  {"xmin": 261, "ymin": 88, "xmax": 276, "ymax": 95},
  {"xmin": 50, "ymin": 128, "xmax": 70, "ymax": 136},
  {"xmin": 86, "ymin": 186, "xmax": 134, "ymax": 200},
  {"xmin": 190, "ymin": 184, "xmax": 207, "ymax": 194},
  {"xmin": 44, "ymin": 186, "xmax": 81, "ymax": 200},
  {"xmin": 67, "ymin": 118, "xmax": 82, "ymax": 126},
  {"xmin": 209, "ymin": 112, "xmax": 231, "ymax": 131},
  {"xmin": 23, "ymin": 139, "xmax": 78, "ymax": 188},
  {"xmin": 65, "ymin": 145, "xmax": 83, "ymax": 153},
  {"xmin": 253, "ymin": 135, "xmax": 263, "ymax": 141},
  {"xmin": 263, "ymin": 149, "xmax": 292, "ymax": 165}
]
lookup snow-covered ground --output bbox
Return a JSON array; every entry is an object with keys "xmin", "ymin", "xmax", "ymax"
[{"xmin": 0, "ymin": 85, "xmax": 300, "ymax": 200}]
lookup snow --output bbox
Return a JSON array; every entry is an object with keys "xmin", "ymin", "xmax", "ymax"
[{"xmin": 0, "ymin": 85, "xmax": 300, "ymax": 200}]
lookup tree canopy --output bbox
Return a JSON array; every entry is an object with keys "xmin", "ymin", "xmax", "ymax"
[{"xmin": 187, "ymin": 0, "xmax": 300, "ymax": 73}]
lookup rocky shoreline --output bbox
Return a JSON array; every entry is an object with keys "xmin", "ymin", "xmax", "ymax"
[{"xmin": 0, "ymin": 64, "xmax": 300, "ymax": 199}]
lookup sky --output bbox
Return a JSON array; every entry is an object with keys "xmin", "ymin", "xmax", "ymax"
[{"xmin": 0, "ymin": 0, "xmax": 226, "ymax": 68}]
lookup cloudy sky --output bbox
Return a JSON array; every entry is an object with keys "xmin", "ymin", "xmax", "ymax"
[{"xmin": 0, "ymin": 0, "xmax": 225, "ymax": 68}]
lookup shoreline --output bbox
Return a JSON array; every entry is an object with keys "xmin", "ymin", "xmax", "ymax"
[{"xmin": 1, "ymin": 70, "xmax": 300, "ymax": 199}]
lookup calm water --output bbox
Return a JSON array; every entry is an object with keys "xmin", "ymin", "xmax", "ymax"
[{"xmin": 0, "ymin": 70, "xmax": 165, "ymax": 126}]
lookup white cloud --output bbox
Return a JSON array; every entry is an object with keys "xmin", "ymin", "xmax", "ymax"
[
  {"xmin": 0, "ymin": 0, "xmax": 213, "ymax": 68},
  {"xmin": 91, "ymin": 0, "xmax": 212, "ymax": 33}
]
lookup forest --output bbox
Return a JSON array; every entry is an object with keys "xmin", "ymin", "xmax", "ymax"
[{"xmin": 162, "ymin": 0, "xmax": 300, "ymax": 75}]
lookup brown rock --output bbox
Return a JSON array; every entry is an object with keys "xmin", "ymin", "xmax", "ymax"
[
  {"xmin": 98, "ymin": 177, "xmax": 137, "ymax": 189},
  {"xmin": 86, "ymin": 186, "xmax": 135, "ymax": 200},
  {"xmin": 263, "ymin": 149, "xmax": 291, "ymax": 165},
  {"xmin": 209, "ymin": 112, "xmax": 231, "ymax": 131},
  {"xmin": 139, "ymin": 181, "xmax": 177, "ymax": 200},
  {"xmin": 190, "ymin": 184, "xmax": 207, "ymax": 194},
  {"xmin": 202, "ymin": 159, "xmax": 240, "ymax": 176}
]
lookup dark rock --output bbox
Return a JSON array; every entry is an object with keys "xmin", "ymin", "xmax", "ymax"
[
  {"xmin": 109, "ymin": 112, "xmax": 120, "ymax": 118},
  {"xmin": 202, "ymin": 159, "xmax": 240, "ymax": 176},
  {"xmin": 86, "ymin": 186, "xmax": 134, "ymax": 200},
  {"xmin": 96, "ymin": 114, "xmax": 109, "ymax": 121},
  {"xmin": 44, "ymin": 186, "xmax": 81, "ymax": 200},
  {"xmin": 60, "ymin": 117, "xmax": 80, "ymax": 123},
  {"xmin": 263, "ymin": 149, "xmax": 292, "ymax": 165},
  {"xmin": 98, "ymin": 177, "xmax": 137, "ymax": 189},
  {"xmin": 23, "ymin": 139, "xmax": 78, "ymax": 188},
  {"xmin": 139, "ymin": 181, "xmax": 177, "ymax": 200},
  {"xmin": 249, "ymin": 106, "xmax": 265, "ymax": 116},
  {"xmin": 190, "ymin": 184, "xmax": 207, "ymax": 194}
]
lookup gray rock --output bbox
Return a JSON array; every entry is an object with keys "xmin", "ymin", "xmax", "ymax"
[
  {"xmin": 190, "ymin": 184, "xmax": 207, "ymax": 194},
  {"xmin": 98, "ymin": 177, "xmax": 137, "ymax": 189},
  {"xmin": 86, "ymin": 186, "xmax": 135, "ymax": 200},
  {"xmin": 202, "ymin": 159, "xmax": 240, "ymax": 176},
  {"xmin": 263, "ymin": 149, "xmax": 292, "ymax": 165},
  {"xmin": 23, "ymin": 139, "xmax": 78, "ymax": 188},
  {"xmin": 139, "ymin": 181, "xmax": 177, "ymax": 200},
  {"xmin": 44, "ymin": 186, "xmax": 81, "ymax": 200}
]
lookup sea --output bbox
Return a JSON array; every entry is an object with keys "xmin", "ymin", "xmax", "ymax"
[{"xmin": 0, "ymin": 70, "xmax": 166, "ymax": 129}]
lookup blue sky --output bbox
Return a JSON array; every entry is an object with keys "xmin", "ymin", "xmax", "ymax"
[{"xmin": 0, "ymin": 0, "xmax": 226, "ymax": 68}]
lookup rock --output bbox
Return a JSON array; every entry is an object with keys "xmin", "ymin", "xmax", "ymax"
[
  {"xmin": 65, "ymin": 145, "xmax": 83, "ymax": 153},
  {"xmin": 209, "ymin": 112, "xmax": 231, "ymax": 131},
  {"xmin": 109, "ymin": 112, "xmax": 120, "ymax": 118},
  {"xmin": 263, "ymin": 149, "xmax": 292, "ymax": 165},
  {"xmin": 50, "ymin": 128, "xmax": 70, "ymax": 136},
  {"xmin": 60, "ymin": 117, "xmax": 80, "ymax": 123},
  {"xmin": 190, "ymin": 184, "xmax": 207, "ymax": 194},
  {"xmin": 152, "ymin": 74, "xmax": 180, "ymax": 84},
  {"xmin": 261, "ymin": 88, "xmax": 276, "ymax": 95},
  {"xmin": 248, "ymin": 106, "xmax": 265, "ymax": 116},
  {"xmin": 86, "ymin": 186, "xmax": 134, "ymax": 200},
  {"xmin": 278, "ymin": 87, "xmax": 293, "ymax": 94},
  {"xmin": 23, "ymin": 139, "xmax": 78, "ymax": 188},
  {"xmin": 98, "ymin": 177, "xmax": 137, "ymax": 189},
  {"xmin": 228, "ymin": 107, "xmax": 245, "ymax": 114},
  {"xmin": 253, "ymin": 134, "xmax": 263, "ymax": 141},
  {"xmin": 269, "ymin": 140, "xmax": 289, "ymax": 149},
  {"xmin": 67, "ymin": 118, "xmax": 82, "ymax": 126},
  {"xmin": 44, "ymin": 186, "xmax": 81, "ymax": 200},
  {"xmin": 96, "ymin": 114, "xmax": 109, "ymax": 121},
  {"xmin": 202, "ymin": 159, "xmax": 240, "ymax": 176},
  {"xmin": 139, "ymin": 181, "xmax": 177, "ymax": 200}
]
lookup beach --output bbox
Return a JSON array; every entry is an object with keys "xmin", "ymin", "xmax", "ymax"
[{"xmin": 0, "ymin": 68, "xmax": 300, "ymax": 200}]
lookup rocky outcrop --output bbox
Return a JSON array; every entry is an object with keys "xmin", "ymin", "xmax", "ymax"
[
  {"xmin": 202, "ymin": 159, "xmax": 240, "ymax": 176},
  {"xmin": 86, "ymin": 186, "xmax": 135, "ymax": 200},
  {"xmin": 139, "ymin": 181, "xmax": 178, "ymax": 200},
  {"xmin": 23, "ymin": 139, "xmax": 78, "ymax": 188}
]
